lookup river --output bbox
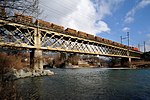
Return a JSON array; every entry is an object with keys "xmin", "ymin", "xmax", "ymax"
[{"xmin": 1, "ymin": 68, "xmax": 150, "ymax": 100}]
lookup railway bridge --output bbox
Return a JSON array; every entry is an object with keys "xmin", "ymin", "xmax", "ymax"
[{"xmin": 0, "ymin": 15, "xmax": 142, "ymax": 70}]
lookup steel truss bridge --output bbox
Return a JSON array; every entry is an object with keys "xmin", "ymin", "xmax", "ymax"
[{"xmin": 0, "ymin": 19, "xmax": 142, "ymax": 70}]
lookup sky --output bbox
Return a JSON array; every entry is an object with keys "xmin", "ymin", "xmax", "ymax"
[{"xmin": 39, "ymin": 0, "xmax": 150, "ymax": 52}]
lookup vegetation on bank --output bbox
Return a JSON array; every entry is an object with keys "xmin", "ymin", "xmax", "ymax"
[
  {"xmin": 45, "ymin": 53, "xmax": 107, "ymax": 68},
  {"xmin": 0, "ymin": 53, "xmax": 26, "ymax": 74},
  {"xmin": 141, "ymin": 51, "xmax": 150, "ymax": 61},
  {"xmin": 1, "ymin": 50, "xmax": 150, "ymax": 81}
]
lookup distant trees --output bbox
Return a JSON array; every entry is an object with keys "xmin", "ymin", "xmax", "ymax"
[
  {"xmin": 67, "ymin": 54, "xmax": 80, "ymax": 65},
  {"xmin": 141, "ymin": 51, "xmax": 150, "ymax": 61}
]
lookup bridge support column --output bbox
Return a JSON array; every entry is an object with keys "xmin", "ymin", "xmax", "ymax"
[
  {"xmin": 121, "ymin": 57, "xmax": 131, "ymax": 67},
  {"xmin": 30, "ymin": 27, "xmax": 43, "ymax": 71},
  {"xmin": 30, "ymin": 49, "xmax": 43, "ymax": 71},
  {"xmin": 128, "ymin": 57, "xmax": 131, "ymax": 67}
]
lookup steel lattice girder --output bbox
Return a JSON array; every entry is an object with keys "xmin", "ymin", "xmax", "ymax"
[
  {"xmin": 40, "ymin": 29, "xmax": 141, "ymax": 58},
  {"xmin": 0, "ymin": 19, "xmax": 142, "ymax": 58},
  {"xmin": 0, "ymin": 20, "xmax": 36, "ymax": 49}
]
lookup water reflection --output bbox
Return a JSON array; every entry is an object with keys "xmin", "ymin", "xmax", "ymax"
[
  {"xmin": 16, "ymin": 77, "xmax": 43, "ymax": 100},
  {"xmin": 1, "ymin": 68, "xmax": 150, "ymax": 100},
  {"xmin": 0, "ymin": 80, "xmax": 22, "ymax": 100}
]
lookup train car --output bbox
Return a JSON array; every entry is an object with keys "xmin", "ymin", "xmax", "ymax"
[
  {"xmin": 102, "ymin": 38, "xmax": 109, "ymax": 44},
  {"xmin": 113, "ymin": 42, "xmax": 118, "ymax": 46},
  {"xmin": 120, "ymin": 44, "xmax": 124, "ymax": 48},
  {"xmin": 123, "ymin": 45, "xmax": 126, "ymax": 48},
  {"xmin": 65, "ymin": 28, "xmax": 77, "ymax": 36},
  {"xmin": 129, "ymin": 46, "xmax": 133, "ymax": 50},
  {"xmin": 35, "ymin": 19, "xmax": 51, "ymax": 28},
  {"xmin": 77, "ymin": 31, "xmax": 88, "ymax": 39},
  {"xmin": 51, "ymin": 23, "xmax": 64, "ymax": 33},
  {"xmin": 95, "ymin": 36, "xmax": 103, "ymax": 42},
  {"xmin": 123, "ymin": 44, "xmax": 126, "ymax": 48},
  {"xmin": 133, "ymin": 47, "xmax": 138, "ymax": 51},
  {"xmin": 117, "ymin": 43, "xmax": 122, "ymax": 47},
  {"xmin": 87, "ymin": 34, "xmax": 95, "ymax": 40},
  {"xmin": 101, "ymin": 38, "xmax": 105, "ymax": 43},
  {"xmin": 13, "ymin": 13, "xmax": 33, "ymax": 25},
  {"xmin": 108, "ymin": 40, "xmax": 113, "ymax": 45}
]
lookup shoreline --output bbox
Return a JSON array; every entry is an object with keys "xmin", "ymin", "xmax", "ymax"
[
  {"xmin": 1, "ymin": 67, "xmax": 54, "ymax": 81},
  {"xmin": 2, "ymin": 64, "xmax": 150, "ymax": 81}
]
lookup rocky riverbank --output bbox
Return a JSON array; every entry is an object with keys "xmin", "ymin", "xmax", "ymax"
[
  {"xmin": 2, "ymin": 67, "xmax": 54, "ymax": 81},
  {"xmin": 130, "ymin": 61, "xmax": 150, "ymax": 69}
]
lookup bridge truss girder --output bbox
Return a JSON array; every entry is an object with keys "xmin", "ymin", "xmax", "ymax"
[{"xmin": 0, "ymin": 19, "xmax": 141, "ymax": 59}]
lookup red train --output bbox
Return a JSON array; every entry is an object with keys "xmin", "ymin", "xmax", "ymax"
[{"xmin": 131, "ymin": 47, "xmax": 138, "ymax": 51}]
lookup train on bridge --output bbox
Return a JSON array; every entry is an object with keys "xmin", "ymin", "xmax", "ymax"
[{"xmin": 9, "ymin": 13, "xmax": 138, "ymax": 51}]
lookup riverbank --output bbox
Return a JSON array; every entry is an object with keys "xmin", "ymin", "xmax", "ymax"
[
  {"xmin": 2, "ymin": 63, "xmax": 150, "ymax": 81},
  {"xmin": 1, "ymin": 67, "xmax": 54, "ymax": 81},
  {"xmin": 63, "ymin": 62, "xmax": 150, "ymax": 69},
  {"xmin": 0, "ymin": 52, "xmax": 55, "ymax": 81},
  {"xmin": 131, "ymin": 61, "xmax": 150, "ymax": 69}
]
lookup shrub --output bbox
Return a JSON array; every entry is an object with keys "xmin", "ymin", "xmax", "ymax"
[{"xmin": 0, "ymin": 53, "xmax": 24, "ymax": 74}]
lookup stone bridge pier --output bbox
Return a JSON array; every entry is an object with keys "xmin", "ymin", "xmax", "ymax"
[
  {"xmin": 30, "ymin": 49, "xmax": 43, "ymax": 71},
  {"xmin": 30, "ymin": 28, "xmax": 43, "ymax": 71}
]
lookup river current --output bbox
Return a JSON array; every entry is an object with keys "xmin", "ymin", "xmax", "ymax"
[{"xmin": 4, "ymin": 68, "xmax": 150, "ymax": 100}]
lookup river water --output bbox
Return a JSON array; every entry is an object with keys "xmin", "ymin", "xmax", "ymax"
[{"xmin": 2, "ymin": 68, "xmax": 150, "ymax": 100}]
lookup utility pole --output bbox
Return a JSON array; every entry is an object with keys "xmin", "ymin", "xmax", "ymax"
[
  {"xmin": 138, "ymin": 44, "xmax": 140, "ymax": 51},
  {"xmin": 120, "ymin": 32, "xmax": 131, "ymax": 67},
  {"xmin": 120, "ymin": 36, "xmax": 122, "ymax": 44},
  {"xmin": 144, "ymin": 41, "xmax": 146, "ymax": 52},
  {"xmin": 138, "ymin": 41, "xmax": 146, "ymax": 52},
  {"xmin": 126, "ymin": 32, "xmax": 131, "ymax": 67},
  {"xmin": 127, "ymin": 32, "xmax": 129, "ymax": 48}
]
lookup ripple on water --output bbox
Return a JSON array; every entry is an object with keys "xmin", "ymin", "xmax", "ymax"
[{"xmin": 12, "ymin": 68, "xmax": 150, "ymax": 100}]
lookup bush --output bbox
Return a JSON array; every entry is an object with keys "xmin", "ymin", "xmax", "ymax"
[
  {"xmin": 0, "ymin": 53, "xmax": 23, "ymax": 74},
  {"xmin": 68, "ymin": 55, "xmax": 80, "ymax": 65},
  {"xmin": 141, "ymin": 52, "xmax": 150, "ymax": 61}
]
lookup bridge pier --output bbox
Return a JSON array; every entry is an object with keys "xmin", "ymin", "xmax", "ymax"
[
  {"xmin": 121, "ymin": 57, "xmax": 131, "ymax": 67},
  {"xmin": 128, "ymin": 57, "xmax": 131, "ymax": 67},
  {"xmin": 30, "ymin": 49, "xmax": 43, "ymax": 71},
  {"xmin": 30, "ymin": 27, "xmax": 44, "ymax": 71}
]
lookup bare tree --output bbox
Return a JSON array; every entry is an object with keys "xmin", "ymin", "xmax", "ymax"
[{"xmin": 0, "ymin": 0, "xmax": 39, "ymax": 19}]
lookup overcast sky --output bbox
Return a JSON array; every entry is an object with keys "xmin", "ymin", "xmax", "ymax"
[{"xmin": 39, "ymin": 0, "xmax": 150, "ymax": 52}]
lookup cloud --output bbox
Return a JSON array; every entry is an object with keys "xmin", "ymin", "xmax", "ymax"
[
  {"xmin": 146, "ymin": 45, "xmax": 150, "ymax": 50},
  {"xmin": 39, "ymin": 0, "xmax": 123, "ymax": 35},
  {"xmin": 145, "ymin": 43, "xmax": 150, "ymax": 52},
  {"xmin": 138, "ymin": 42, "xmax": 150, "ymax": 52},
  {"xmin": 93, "ymin": 0, "xmax": 124, "ymax": 19},
  {"xmin": 124, "ymin": 17, "xmax": 134, "ymax": 23},
  {"xmin": 60, "ymin": 0, "xmax": 111, "ymax": 34},
  {"xmin": 125, "ymin": 0, "xmax": 150, "ymax": 23},
  {"xmin": 122, "ymin": 27, "xmax": 130, "ymax": 32},
  {"xmin": 147, "ymin": 34, "xmax": 150, "ymax": 38}
]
